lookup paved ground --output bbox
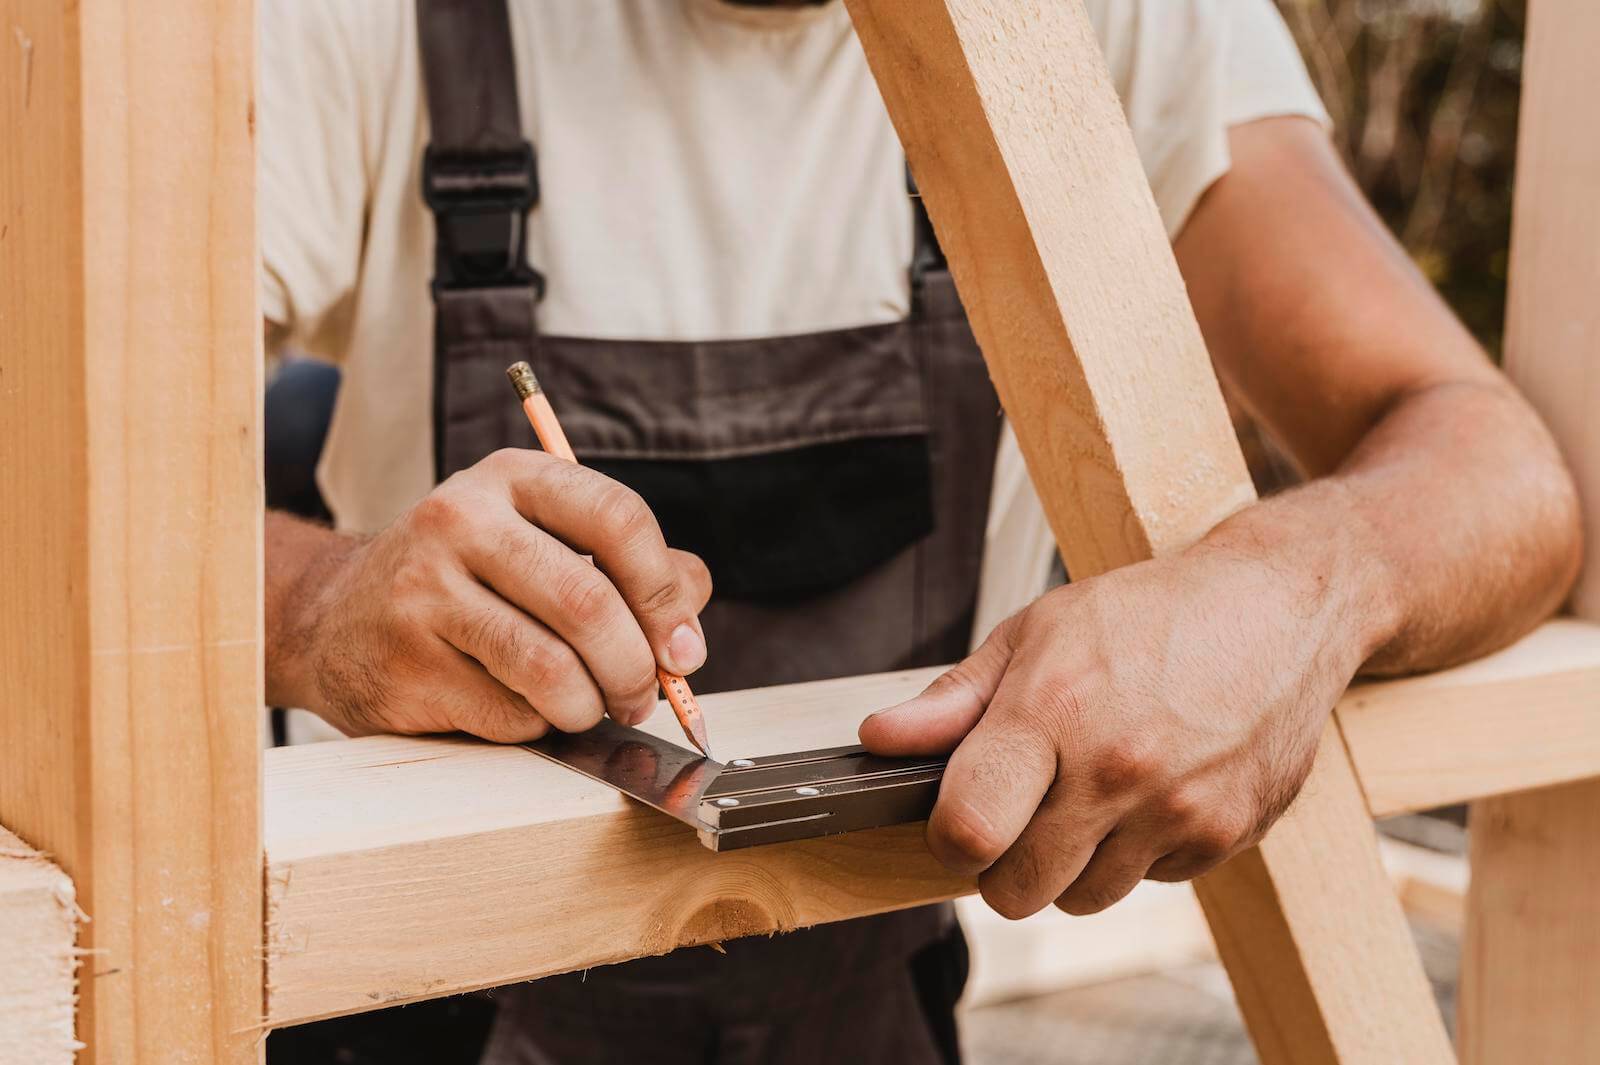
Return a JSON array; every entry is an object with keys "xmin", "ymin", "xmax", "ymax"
[{"xmin": 962, "ymin": 919, "xmax": 1460, "ymax": 1065}]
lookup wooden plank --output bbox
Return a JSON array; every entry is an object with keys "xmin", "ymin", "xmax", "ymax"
[
  {"xmin": 0, "ymin": 827, "xmax": 80, "ymax": 1065},
  {"xmin": 1462, "ymin": 2, "xmax": 1600, "ymax": 1060},
  {"xmin": 1462, "ymin": 780, "xmax": 1600, "ymax": 1063},
  {"xmin": 264, "ymin": 668, "xmax": 968, "ymax": 1026},
  {"xmin": 0, "ymin": 4, "xmax": 263, "ymax": 1062},
  {"xmin": 1499, "ymin": 1, "xmax": 1600, "ymax": 619},
  {"xmin": 262, "ymin": 619, "xmax": 1599, "ymax": 1024},
  {"xmin": 842, "ymin": 2, "xmax": 1451, "ymax": 1061},
  {"xmin": 1338, "ymin": 618, "xmax": 1600, "ymax": 816},
  {"xmin": 265, "ymin": 617, "xmax": 1600, "ymax": 1023}
]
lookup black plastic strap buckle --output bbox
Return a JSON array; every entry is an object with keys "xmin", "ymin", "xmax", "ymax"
[{"xmin": 422, "ymin": 141, "xmax": 546, "ymax": 298}]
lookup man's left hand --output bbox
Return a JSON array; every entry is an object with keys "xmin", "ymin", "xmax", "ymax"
[{"xmin": 860, "ymin": 541, "xmax": 1372, "ymax": 918}]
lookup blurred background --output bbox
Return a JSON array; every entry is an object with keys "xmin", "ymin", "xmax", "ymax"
[{"xmin": 1279, "ymin": 0, "xmax": 1524, "ymax": 355}]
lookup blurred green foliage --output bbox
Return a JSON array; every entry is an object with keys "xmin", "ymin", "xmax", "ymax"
[{"xmin": 1275, "ymin": 0, "xmax": 1525, "ymax": 355}]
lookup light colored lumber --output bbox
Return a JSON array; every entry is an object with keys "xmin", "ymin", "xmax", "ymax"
[
  {"xmin": 1337, "ymin": 618, "xmax": 1600, "ymax": 816},
  {"xmin": 0, "ymin": 3, "xmax": 263, "ymax": 1062},
  {"xmin": 263, "ymin": 618, "xmax": 1595, "ymax": 1023},
  {"xmin": 264, "ymin": 668, "xmax": 968, "ymax": 1027},
  {"xmin": 0, "ymin": 827, "xmax": 80, "ymax": 1065},
  {"xmin": 1461, "ymin": 779, "xmax": 1600, "ymax": 1064},
  {"xmin": 1461, "ymin": 3, "xmax": 1600, "ymax": 1060},
  {"xmin": 1499, "ymin": 1, "xmax": 1600, "ymax": 619},
  {"xmin": 842, "ymin": 2, "xmax": 1450, "ymax": 1061}
]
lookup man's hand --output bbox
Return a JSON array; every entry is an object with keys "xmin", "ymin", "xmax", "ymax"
[
  {"xmin": 268, "ymin": 449, "xmax": 711, "ymax": 742},
  {"xmin": 862, "ymin": 534, "xmax": 1378, "ymax": 919}
]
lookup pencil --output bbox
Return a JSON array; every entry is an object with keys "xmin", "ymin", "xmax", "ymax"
[{"xmin": 506, "ymin": 361, "xmax": 713, "ymax": 759}]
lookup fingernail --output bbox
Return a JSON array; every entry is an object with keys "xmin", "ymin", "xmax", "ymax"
[{"xmin": 666, "ymin": 623, "xmax": 707, "ymax": 675}]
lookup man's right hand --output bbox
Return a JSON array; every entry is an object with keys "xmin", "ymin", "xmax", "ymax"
[{"xmin": 267, "ymin": 448, "xmax": 711, "ymax": 743}]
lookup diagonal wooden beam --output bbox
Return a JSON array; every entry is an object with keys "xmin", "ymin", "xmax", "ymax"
[
  {"xmin": 841, "ymin": 1, "xmax": 1452, "ymax": 1061},
  {"xmin": 0, "ymin": 2, "xmax": 262, "ymax": 1061}
]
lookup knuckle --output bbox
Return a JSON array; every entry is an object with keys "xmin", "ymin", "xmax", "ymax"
[
  {"xmin": 465, "ymin": 698, "xmax": 544, "ymax": 745},
  {"xmin": 1185, "ymin": 814, "xmax": 1249, "ymax": 865},
  {"xmin": 483, "ymin": 447, "xmax": 525, "ymax": 472},
  {"xmin": 1022, "ymin": 677, "xmax": 1096, "ymax": 736},
  {"xmin": 1151, "ymin": 785, "xmax": 1205, "ymax": 829},
  {"xmin": 933, "ymin": 798, "xmax": 1009, "ymax": 869},
  {"xmin": 1147, "ymin": 854, "xmax": 1208, "ymax": 883},
  {"xmin": 1091, "ymin": 734, "xmax": 1162, "ymax": 797},
  {"xmin": 516, "ymin": 635, "xmax": 571, "ymax": 696},
  {"xmin": 981, "ymin": 881, "xmax": 1040, "ymax": 922},
  {"xmin": 408, "ymin": 491, "xmax": 468, "ymax": 539},
  {"xmin": 1057, "ymin": 881, "xmax": 1126, "ymax": 916},
  {"xmin": 552, "ymin": 567, "xmax": 613, "ymax": 627},
  {"xmin": 593, "ymin": 482, "xmax": 653, "ymax": 544},
  {"xmin": 634, "ymin": 574, "xmax": 682, "ymax": 621},
  {"xmin": 611, "ymin": 652, "xmax": 659, "ymax": 706}
]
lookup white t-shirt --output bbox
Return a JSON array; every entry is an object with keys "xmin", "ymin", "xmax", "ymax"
[{"xmin": 262, "ymin": 0, "xmax": 1327, "ymax": 538}]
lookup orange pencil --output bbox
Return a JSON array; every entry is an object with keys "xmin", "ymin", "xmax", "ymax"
[{"xmin": 506, "ymin": 361, "xmax": 713, "ymax": 759}]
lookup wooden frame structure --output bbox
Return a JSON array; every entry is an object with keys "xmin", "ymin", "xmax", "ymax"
[{"xmin": 2, "ymin": 0, "xmax": 1596, "ymax": 1061}]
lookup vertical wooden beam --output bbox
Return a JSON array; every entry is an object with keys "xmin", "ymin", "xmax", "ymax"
[
  {"xmin": 1461, "ymin": 2, "xmax": 1600, "ymax": 1061},
  {"xmin": 843, "ymin": 2, "xmax": 1452, "ymax": 1061},
  {"xmin": 0, "ymin": 3, "xmax": 263, "ymax": 1063}
]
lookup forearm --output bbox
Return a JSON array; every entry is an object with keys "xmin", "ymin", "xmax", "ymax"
[
  {"xmin": 264, "ymin": 509, "xmax": 365, "ymax": 707},
  {"xmin": 1204, "ymin": 378, "xmax": 1581, "ymax": 678}
]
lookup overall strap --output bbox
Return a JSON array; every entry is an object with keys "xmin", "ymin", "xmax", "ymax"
[{"xmin": 416, "ymin": 0, "xmax": 544, "ymax": 479}]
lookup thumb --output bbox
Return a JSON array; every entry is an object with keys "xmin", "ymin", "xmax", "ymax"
[{"xmin": 860, "ymin": 617, "xmax": 1016, "ymax": 756}]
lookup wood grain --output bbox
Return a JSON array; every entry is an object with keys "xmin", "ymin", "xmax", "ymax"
[
  {"xmin": 265, "ymin": 668, "xmax": 969, "ymax": 1026},
  {"xmin": 842, "ymin": 2, "xmax": 1450, "ymax": 1061},
  {"xmin": 1461, "ymin": 3, "xmax": 1600, "ymax": 1060},
  {"xmin": 1338, "ymin": 619, "xmax": 1600, "ymax": 816},
  {"xmin": 1499, "ymin": 0, "xmax": 1600, "ymax": 619},
  {"xmin": 0, "ymin": 3, "xmax": 263, "ymax": 1062},
  {"xmin": 1461, "ymin": 780, "xmax": 1600, "ymax": 1064},
  {"xmin": 263, "ymin": 620, "xmax": 1600, "ymax": 1025},
  {"xmin": 0, "ymin": 827, "xmax": 79, "ymax": 1065}
]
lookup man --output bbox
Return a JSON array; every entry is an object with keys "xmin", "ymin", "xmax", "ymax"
[{"xmin": 261, "ymin": 1, "xmax": 1581, "ymax": 1062}]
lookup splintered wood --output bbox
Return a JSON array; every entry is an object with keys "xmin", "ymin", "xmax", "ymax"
[{"xmin": 0, "ymin": 828, "xmax": 80, "ymax": 1065}]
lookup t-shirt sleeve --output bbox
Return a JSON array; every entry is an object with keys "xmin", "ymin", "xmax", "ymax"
[
  {"xmin": 259, "ymin": 2, "xmax": 371, "ymax": 361},
  {"xmin": 1101, "ymin": 0, "xmax": 1330, "ymax": 238}
]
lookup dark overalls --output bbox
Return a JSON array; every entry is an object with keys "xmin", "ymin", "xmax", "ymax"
[{"xmin": 416, "ymin": 2, "xmax": 1002, "ymax": 1061}]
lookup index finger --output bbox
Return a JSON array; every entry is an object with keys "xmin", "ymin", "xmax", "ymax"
[{"xmin": 493, "ymin": 450, "xmax": 710, "ymax": 675}]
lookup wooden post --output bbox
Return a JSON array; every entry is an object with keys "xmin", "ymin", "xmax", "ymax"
[
  {"xmin": 1461, "ymin": 1, "xmax": 1600, "ymax": 1061},
  {"xmin": 842, "ymin": 1, "xmax": 1453, "ymax": 1061},
  {"xmin": 0, "ymin": 3, "xmax": 263, "ymax": 1063}
]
